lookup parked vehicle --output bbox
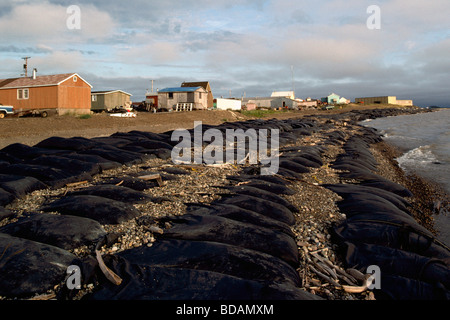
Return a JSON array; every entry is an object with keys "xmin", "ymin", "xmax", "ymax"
[
  {"xmin": 15, "ymin": 108, "xmax": 57, "ymax": 118},
  {"xmin": 0, "ymin": 104, "xmax": 14, "ymax": 119}
]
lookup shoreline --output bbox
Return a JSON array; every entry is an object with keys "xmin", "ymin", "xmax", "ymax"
[
  {"xmin": 1, "ymin": 106, "xmax": 449, "ymax": 300},
  {"xmin": 372, "ymin": 140, "xmax": 450, "ymax": 244}
]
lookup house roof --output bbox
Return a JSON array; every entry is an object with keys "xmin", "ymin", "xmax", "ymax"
[
  {"xmin": 271, "ymin": 91, "xmax": 295, "ymax": 97},
  {"xmin": 181, "ymin": 81, "xmax": 211, "ymax": 91},
  {"xmin": 91, "ymin": 90, "xmax": 132, "ymax": 96},
  {"xmin": 159, "ymin": 86, "xmax": 205, "ymax": 93},
  {"xmin": 0, "ymin": 73, "xmax": 93, "ymax": 89}
]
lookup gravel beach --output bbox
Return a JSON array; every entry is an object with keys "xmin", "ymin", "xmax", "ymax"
[{"xmin": 0, "ymin": 105, "xmax": 448, "ymax": 301}]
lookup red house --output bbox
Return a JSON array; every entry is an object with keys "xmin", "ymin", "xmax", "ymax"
[{"xmin": 0, "ymin": 72, "xmax": 92, "ymax": 116}]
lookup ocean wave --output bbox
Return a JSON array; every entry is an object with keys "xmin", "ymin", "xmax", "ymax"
[{"xmin": 396, "ymin": 145, "xmax": 438, "ymax": 169}]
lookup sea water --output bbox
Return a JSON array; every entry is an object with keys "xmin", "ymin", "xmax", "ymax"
[{"xmin": 361, "ymin": 108, "xmax": 450, "ymax": 246}]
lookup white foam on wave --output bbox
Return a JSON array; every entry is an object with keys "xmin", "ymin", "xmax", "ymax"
[{"xmin": 396, "ymin": 145, "xmax": 438, "ymax": 170}]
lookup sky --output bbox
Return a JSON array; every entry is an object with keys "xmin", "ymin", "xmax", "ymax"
[{"xmin": 0, "ymin": 0, "xmax": 449, "ymax": 107}]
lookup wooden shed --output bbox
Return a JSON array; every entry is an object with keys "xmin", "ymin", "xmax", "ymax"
[{"xmin": 91, "ymin": 90, "xmax": 132, "ymax": 112}]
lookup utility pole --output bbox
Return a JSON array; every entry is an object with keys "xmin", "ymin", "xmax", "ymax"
[
  {"xmin": 291, "ymin": 65, "xmax": 295, "ymax": 98},
  {"xmin": 22, "ymin": 57, "xmax": 31, "ymax": 77}
]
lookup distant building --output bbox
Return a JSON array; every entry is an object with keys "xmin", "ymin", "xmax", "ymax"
[
  {"xmin": 214, "ymin": 98, "xmax": 242, "ymax": 110},
  {"xmin": 91, "ymin": 90, "xmax": 132, "ymax": 112},
  {"xmin": 338, "ymin": 97, "xmax": 350, "ymax": 104},
  {"xmin": 242, "ymin": 96, "xmax": 298, "ymax": 110},
  {"xmin": 271, "ymin": 91, "xmax": 295, "ymax": 100},
  {"xmin": 355, "ymin": 96, "xmax": 413, "ymax": 106},
  {"xmin": 181, "ymin": 81, "xmax": 213, "ymax": 109},
  {"xmin": 298, "ymin": 99, "xmax": 318, "ymax": 108},
  {"xmin": 158, "ymin": 86, "xmax": 208, "ymax": 111},
  {"xmin": 0, "ymin": 72, "xmax": 92, "ymax": 115},
  {"xmin": 321, "ymin": 93, "xmax": 340, "ymax": 105}
]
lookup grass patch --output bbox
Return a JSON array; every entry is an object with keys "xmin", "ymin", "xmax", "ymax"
[{"xmin": 78, "ymin": 114, "xmax": 92, "ymax": 119}]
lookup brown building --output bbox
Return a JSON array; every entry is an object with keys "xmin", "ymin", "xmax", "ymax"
[
  {"xmin": 181, "ymin": 81, "xmax": 214, "ymax": 109},
  {"xmin": 0, "ymin": 72, "xmax": 92, "ymax": 115}
]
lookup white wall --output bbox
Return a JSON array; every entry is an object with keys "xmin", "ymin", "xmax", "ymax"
[{"xmin": 216, "ymin": 98, "xmax": 241, "ymax": 110}]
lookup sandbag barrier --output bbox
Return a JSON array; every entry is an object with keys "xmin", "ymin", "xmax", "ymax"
[
  {"xmin": 0, "ymin": 117, "xmax": 327, "ymax": 300},
  {"xmin": 323, "ymin": 127, "xmax": 450, "ymax": 300}
]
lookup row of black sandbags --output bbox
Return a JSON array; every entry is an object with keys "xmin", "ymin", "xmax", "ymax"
[
  {"xmin": 83, "ymin": 120, "xmax": 327, "ymax": 300},
  {"xmin": 324, "ymin": 128, "xmax": 450, "ymax": 300},
  {"xmin": 0, "ymin": 118, "xmax": 323, "ymax": 299}
]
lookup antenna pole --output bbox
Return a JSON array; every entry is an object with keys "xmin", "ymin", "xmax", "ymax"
[
  {"xmin": 22, "ymin": 56, "xmax": 31, "ymax": 77},
  {"xmin": 291, "ymin": 65, "xmax": 294, "ymax": 98}
]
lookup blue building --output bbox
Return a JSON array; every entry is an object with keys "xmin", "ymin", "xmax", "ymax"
[{"xmin": 321, "ymin": 93, "xmax": 340, "ymax": 105}]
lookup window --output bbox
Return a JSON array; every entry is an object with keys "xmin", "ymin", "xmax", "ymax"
[
  {"xmin": 17, "ymin": 88, "xmax": 29, "ymax": 100},
  {"xmin": 92, "ymin": 95, "xmax": 97, "ymax": 102},
  {"xmin": 199, "ymin": 92, "xmax": 202, "ymax": 99},
  {"xmin": 73, "ymin": 76, "xmax": 77, "ymax": 82},
  {"xmin": 168, "ymin": 92, "xmax": 173, "ymax": 99}
]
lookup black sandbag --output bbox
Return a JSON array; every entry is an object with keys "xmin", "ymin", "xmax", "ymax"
[
  {"xmin": 337, "ymin": 195, "xmax": 416, "ymax": 222},
  {"xmin": 66, "ymin": 184, "xmax": 153, "ymax": 204},
  {"xmin": 0, "ymin": 174, "xmax": 47, "ymax": 198},
  {"xmin": 41, "ymin": 195, "xmax": 141, "ymax": 225},
  {"xmin": 0, "ymin": 233, "xmax": 78, "ymax": 297},
  {"xmin": 128, "ymin": 139, "xmax": 173, "ymax": 150},
  {"xmin": 161, "ymin": 167, "xmax": 190, "ymax": 175},
  {"xmin": 0, "ymin": 187, "xmax": 15, "ymax": 206},
  {"xmin": 119, "ymin": 130, "xmax": 174, "ymax": 144},
  {"xmin": 339, "ymin": 167, "xmax": 388, "ymax": 182},
  {"xmin": 284, "ymin": 151, "xmax": 323, "ymax": 166},
  {"xmin": 212, "ymin": 194, "xmax": 296, "ymax": 225},
  {"xmin": 276, "ymin": 167, "xmax": 305, "ymax": 179},
  {"xmin": 226, "ymin": 174, "xmax": 294, "ymax": 192},
  {"xmin": 342, "ymin": 242, "xmax": 450, "ymax": 289},
  {"xmin": 185, "ymin": 203, "xmax": 294, "ymax": 237},
  {"xmin": 0, "ymin": 206, "xmax": 14, "ymax": 221},
  {"xmin": 278, "ymin": 159, "xmax": 310, "ymax": 173},
  {"xmin": 360, "ymin": 179, "xmax": 413, "ymax": 197},
  {"xmin": 374, "ymin": 274, "xmax": 450, "ymax": 300},
  {"xmin": 322, "ymin": 184, "xmax": 410, "ymax": 212},
  {"xmin": 0, "ymin": 163, "xmax": 88, "ymax": 189},
  {"xmin": 332, "ymin": 162, "xmax": 376, "ymax": 174},
  {"xmin": 79, "ymin": 145, "xmax": 146, "ymax": 165},
  {"xmin": 161, "ymin": 213, "xmax": 299, "ymax": 266},
  {"xmin": 34, "ymin": 136, "xmax": 99, "ymax": 151},
  {"xmin": 116, "ymin": 239, "xmax": 301, "ymax": 286},
  {"xmin": 0, "ymin": 151, "xmax": 21, "ymax": 164},
  {"xmin": 0, "ymin": 143, "xmax": 69, "ymax": 160},
  {"xmin": 85, "ymin": 257, "xmax": 319, "ymax": 300},
  {"xmin": 333, "ymin": 156, "xmax": 378, "ymax": 171},
  {"xmin": 143, "ymin": 148, "xmax": 172, "ymax": 160},
  {"xmin": 219, "ymin": 185, "xmax": 297, "ymax": 212},
  {"xmin": 333, "ymin": 220, "xmax": 450, "ymax": 259},
  {"xmin": 60, "ymin": 153, "xmax": 122, "ymax": 171},
  {"xmin": 0, "ymin": 212, "xmax": 106, "ymax": 250},
  {"xmin": 29, "ymin": 155, "xmax": 101, "ymax": 178},
  {"xmin": 90, "ymin": 137, "xmax": 132, "ymax": 148},
  {"xmin": 98, "ymin": 176, "xmax": 159, "ymax": 191},
  {"xmin": 280, "ymin": 155, "xmax": 322, "ymax": 168}
]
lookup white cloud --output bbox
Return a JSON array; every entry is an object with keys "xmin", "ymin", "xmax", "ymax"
[{"xmin": 0, "ymin": 1, "xmax": 116, "ymax": 44}]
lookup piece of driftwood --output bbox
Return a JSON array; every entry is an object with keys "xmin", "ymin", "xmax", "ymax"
[
  {"xmin": 95, "ymin": 238, "xmax": 122, "ymax": 286},
  {"xmin": 138, "ymin": 173, "xmax": 163, "ymax": 186},
  {"xmin": 65, "ymin": 180, "xmax": 89, "ymax": 188},
  {"xmin": 95, "ymin": 249, "xmax": 122, "ymax": 286}
]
